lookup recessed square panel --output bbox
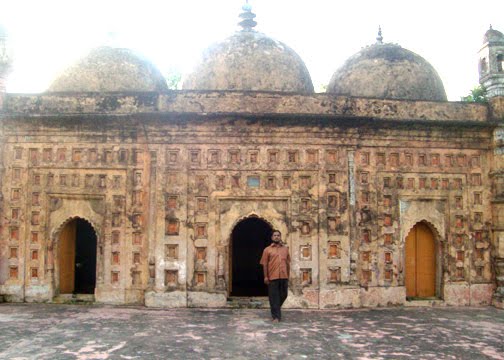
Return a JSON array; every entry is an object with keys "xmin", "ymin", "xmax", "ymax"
[{"xmin": 247, "ymin": 176, "xmax": 260, "ymax": 188}]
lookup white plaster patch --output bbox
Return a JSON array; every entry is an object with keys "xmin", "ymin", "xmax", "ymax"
[{"xmin": 64, "ymin": 341, "xmax": 126, "ymax": 360}]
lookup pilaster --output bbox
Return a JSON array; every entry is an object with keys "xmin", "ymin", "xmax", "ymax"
[{"xmin": 490, "ymin": 97, "xmax": 504, "ymax": 308}]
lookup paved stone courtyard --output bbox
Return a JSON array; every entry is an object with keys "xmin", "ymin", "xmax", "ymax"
[{"xmin": 0, "ymin": 304, "xmax": 503, "ymax": 359}]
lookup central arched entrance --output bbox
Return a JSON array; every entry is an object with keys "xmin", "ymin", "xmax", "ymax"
[
  {"xmin": 230, "ymin": 217, "xmax": 273, "ymax": 297},
  {"xmin": 58, "ymin": 218, "xmax": 97, "ymax": 294},
  {"xmin": 405, "ymin": 222, "xmax": 437, "ymax": 299}
]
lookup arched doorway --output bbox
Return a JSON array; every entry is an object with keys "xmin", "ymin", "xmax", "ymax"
[
  {"xmin": 58, "ymin": 218, "xmax": 97, "ymax": 294},
  {"xmin": 405, "ymin": 222, "xmax": 437, "ymax": 299},
  {"xmin": 230, "ymin": 217, "xmax": 273, "ymax": 297}
]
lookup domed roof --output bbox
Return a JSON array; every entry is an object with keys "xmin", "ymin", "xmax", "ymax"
[
  {"xmin": 483, "ymin": 26, "xmax": 504, "ymax": 44},
  {"xmin": 327, "ymin": 33, "xmax": 447, "ymax": 102},
  {"xmin": 183, "ymin": 5, "xmax": 313, "ymax": 93},
  {"xmin": 48, "ymin": 46, "xmax": 168, "ymax": 92}
]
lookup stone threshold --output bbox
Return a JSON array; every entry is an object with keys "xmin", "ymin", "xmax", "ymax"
[
  {"xmin": 52, "ymin": 294, "xmax": 95, "ymax": 304},
  {"xmin": 404, "ymin": 298, "xmax": 445, "ymax": 307},
  {"xmin": 492, "ymin": 297, "xmax": 504, "ymax": 309},
  {"xmin": 226, "ymin": 296, "xmax": 269, "ymax": 309}
]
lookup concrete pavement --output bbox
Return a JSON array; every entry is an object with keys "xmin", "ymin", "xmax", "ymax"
[{"xmin": 0, "ymin": 304, "xmax": 503, "ymax": 359}]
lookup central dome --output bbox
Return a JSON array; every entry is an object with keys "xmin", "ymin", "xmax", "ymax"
[
  {"xmin": 183, "ymin": 6, "xmax": 313, "ymax": 93},
  {"xmin": 48, "ymin": 46, "xmax": 168, "ymax": 92},
  {"xmin": 327, "ymin": 34, "xmax": 447, "ymax": 102}
]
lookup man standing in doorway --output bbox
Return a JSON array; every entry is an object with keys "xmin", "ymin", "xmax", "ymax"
[{"xmin": 260, "ymin": 230, "xmax": 290, "ymax": 322}]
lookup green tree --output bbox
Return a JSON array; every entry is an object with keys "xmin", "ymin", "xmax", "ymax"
[
  {"xmin": 164, "ymin": 68, "xmax": 182, "ymax": 90},
  {"xmin": 315, "ymin": 82, "xmax": 328, "ymax": 93},
  {"xmin": 461, "ymin": 85, "xmax": 488, "ymax": 103}
]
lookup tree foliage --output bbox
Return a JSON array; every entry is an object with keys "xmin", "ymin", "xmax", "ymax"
[
  {"xmin": 164, "ymin": 68, "xmax": 182, "ymax": 90},
  {"xmin": 461, "ymin": 85, "xmax": 488, "ymax": 103},
  {"xmin": 315, "ymin": 82, "xmax": 328, "ymax": 93}
]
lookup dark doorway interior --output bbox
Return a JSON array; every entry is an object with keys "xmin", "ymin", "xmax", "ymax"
[
  {"xmin": 74, "ymin": 219, "xmax": 97, "ymax": 294},
  {"xmin": 231, "ymin": 217, "xmax": 272, "ymax": 296}
]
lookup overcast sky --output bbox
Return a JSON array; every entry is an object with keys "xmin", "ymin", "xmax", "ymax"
[{"xmin": 1, "ymin": 0, "xmax": 503, "ymax": 100}]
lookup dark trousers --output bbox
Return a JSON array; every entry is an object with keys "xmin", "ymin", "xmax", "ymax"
[{"xmin": 268, "ymin": 279, "xmax": 288, "ymax": 320}]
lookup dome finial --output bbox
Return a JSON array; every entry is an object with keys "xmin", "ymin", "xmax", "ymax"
[
  {"xmin": 239, "ymin": 0, "xmax": 257, "ymax": 31},
  {"xmin": 376, "ymin": 26, "xmax": 383, "ymax": 44},
  {"xmin": 490, "ymin": 24, "xmax": 493, "ymax": 30}
]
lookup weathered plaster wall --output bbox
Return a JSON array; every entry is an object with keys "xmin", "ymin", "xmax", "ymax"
[
  {"xmin": 0, "ymin": 118, "xmax": 151, "ymax": 304},
  {"xmin": 0, "ymin": 123, "xmax": 5, "ymax": 291},
  {"xmin": 0, "ymin": 94, "xmax": 497, "ymax": 308},
  {"xmin": 3, "ymin": 92, "xmax": 489, "ymax": 123}
]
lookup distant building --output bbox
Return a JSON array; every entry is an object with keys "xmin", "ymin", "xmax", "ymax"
[{"xmin": 1, "ymin": 5, "xmax": 503, "ymax": 309}]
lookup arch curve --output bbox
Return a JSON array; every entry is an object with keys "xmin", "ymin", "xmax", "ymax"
[
  {"xmin": 404, "ymin": 219, "xmax": 442, "ymax": 243},
  {"xmin": 51, "ymin": 215, "xmax": 100, "ymax": 245},
  {"xmin": 399, "ymin": 199, "xmax": 447, "ymax": 246},
  {"xmin": 230, "ymin": 212, "xmax": 276, "ymax": 235}
]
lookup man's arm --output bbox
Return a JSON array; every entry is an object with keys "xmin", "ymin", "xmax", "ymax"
[
  {"xmin": 260, "ymin": 248, "xmax": 270, "ymax": 284},
  {"xmin": 286, "ymin": 249, "xmax": 291, "ymax": 277},
  {"xmin": 262, "ymin": 265, "xmax": 270, "ymax": 285}
]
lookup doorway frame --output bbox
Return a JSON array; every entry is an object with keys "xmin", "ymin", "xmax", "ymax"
[
  {"xmin": 216, "ymin": 198, "xmax": 290, "ymax": 297},
  {"xmin": 404, "ymin": 220, "xmax": 443, "ymax": 299},
  {"xmin": 52, "ymin": 216, "xmax": 100, "ymax": 296},
  {"xmin": 227, "ymin": 214, "xmax": 279, "ymax": 297}
]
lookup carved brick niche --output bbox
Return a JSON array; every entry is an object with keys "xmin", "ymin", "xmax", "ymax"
[
  {"xmin": 299, "ymin": 245, "xmax": 311, "ymax": 260},
  {"xmin": 165, "ymin": 219, "xmax": 179, "ymax": 236},
  {"xmin": 165, "ymin": 244, "xmax": 178, "ymax": 259}
]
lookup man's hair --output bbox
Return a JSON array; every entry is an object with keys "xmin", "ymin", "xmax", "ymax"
[{"xmin": 272, "ymin": 230, "xmax": 281, "ymax": 236}]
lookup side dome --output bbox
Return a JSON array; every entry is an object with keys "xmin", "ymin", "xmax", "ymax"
[
  {"xmin": 183, "ymin": 5, "xmax": 313, "ymax": 93},
  {"xmin": 483, "ymin": 26, "xmax": 504, "ymax": 43},
  {"xmin": 327, "ymin": 35, "xmax": 447, "ymax": 101},
  {"xmin": 47, "ymin": 46, "xmax": 168, "ymax": 92}
]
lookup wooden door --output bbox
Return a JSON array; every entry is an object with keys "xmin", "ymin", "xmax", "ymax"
[
  {"xmin": 405, "ymin": 223, "xmax": 436, "ymax": 298},
  {"xmin": 59, "ymin": 220, "xmax": 76, "ymax": 294}
]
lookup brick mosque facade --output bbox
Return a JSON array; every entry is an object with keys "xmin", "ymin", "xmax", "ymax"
[{"xmin": 0, "ymin": 9, "xmax": 503, "ymax": 309}]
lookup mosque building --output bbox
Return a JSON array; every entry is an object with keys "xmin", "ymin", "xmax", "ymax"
[{"xmin": 0, "ymin": 4, "xmax": 503, "ymax": 309}]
